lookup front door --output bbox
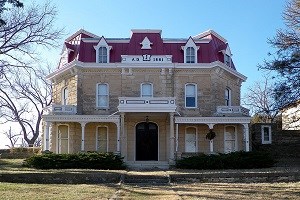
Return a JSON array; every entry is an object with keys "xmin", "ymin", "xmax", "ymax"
[
  {"xmin": 136, "ymin": 122, "xmax": 158, "ymax": 161},
  {"xmin": 224, "ymin": 126, "xmax": 236, "ymax": 153}
]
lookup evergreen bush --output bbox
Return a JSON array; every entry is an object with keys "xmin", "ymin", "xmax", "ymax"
[
  {"xmin": 23, "ymin": 152, "xmax": 126, "ymax": 170},
  {"xmin": 176, "ymin": 151, "xmax": 275, "ymax": 169}
]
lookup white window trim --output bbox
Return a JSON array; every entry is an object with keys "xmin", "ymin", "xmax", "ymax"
[
  {"xmin": 96, "ymin": 83, "xmax": 109, "ymax": 109},
  {"xmin": 261, "ymin": 125, "xmax": 272, "ymax": 144},
  {"xmin": 223, "ymin": 125, "xmax": 238, "ymax": 153},
  {"xmin": 61, "ymin": 87, "xmax": 68, "ymax": 105},
  {"xmin": 95, "ymin": 125, "xmax": 109, "ymax": 152},
  {"xmin": 225, "ymin": 87, "xmax": 232, "ymax": 106},
  {"xmin": 185, "ymin": 83, "xmax": 197, "ymax": 108},
  {"xmin": 56, "ymin": 124, "xmax": 70, "ymax": 154},
  {"xmin": 94, "ymin": 37, "xmax": 112, "ymax": 63},
  {"xmin": 185, "ymin": 126, "xmax": 198, "ymax": 152},
  {"xmin": 140, "ymin": 82, "xmax": 153, "ymax": 97},
  {"xmin": 181, "ymin": 37, "xmax": 199, "ymax": 63}
]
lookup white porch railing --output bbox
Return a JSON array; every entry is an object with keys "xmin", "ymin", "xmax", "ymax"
[
  {"xmin": 118, "ymin": 97, "xmax": 176, "ymax": 112},
  {"xmin": 216, "ymin": 106, "xmax": 249, "ymax": 116},
  {"xmin": 50, "ymin": 104, "xmax": 77, "ymax": 115}
]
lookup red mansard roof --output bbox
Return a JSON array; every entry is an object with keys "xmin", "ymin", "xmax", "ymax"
[{"xmin": 61, "ymin": 29, "xmax": 236, "ymax": 70}]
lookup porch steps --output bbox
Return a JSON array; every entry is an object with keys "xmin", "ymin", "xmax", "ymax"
[{"xmin": 126, "ymin": 161, "xmax": 170, "ymax": 170}]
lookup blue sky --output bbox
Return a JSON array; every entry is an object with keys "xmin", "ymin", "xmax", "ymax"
[
  {"xmin": 0, "ymin": 0, "xmax": 286, "ymax": 148},
  {"xmin": 40, "ymin": 0, "xmax": 285, "ymax": 94}
]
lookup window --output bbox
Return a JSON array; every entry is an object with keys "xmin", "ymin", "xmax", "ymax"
[
  {"xmin": 185, "ymin": 84, "xmax": 197, "ymax": 108},
  {"xmin": 62, "ymin": 87, "xmax": 68, "ymax": 105},
  {"xmin": 225, "ymin": 88, "xmax": 231, "ymax": 106},
  {"xmin": 141, "ymin": 83, "xmax": 153, "ymax": 97},
  {"xmin": 96, "ymin": 83, "xmax": 109, "ymax": 108},
  {"xmin": 96, "ymin": 126, "xmax": 108, "ymax": 152},
  {"xmin": 261, "ymin": 125, "xmax": 272, "ymax": 144},
  {"xmin": 185, "ymin": 127, "xmax": 197, "ymax": 152},
  {"xmin": 58, "ymin": 125, "xmax": 69, "ymax": 153},
  {"xmin": 94, "ymin": 37, "xmax": 112, "ymax": 63},
  {"xmin": 186, "ymin": 47, "xmax": 195, "ymax": 63},
  {"xmin": 98, "ymin": 47, "xmax": 107, "ymax": 63},
  {"xmin": 224, "ymin": 54, "xmax": 231, "ymax": 66},
  {"xmin": 182, "ymin": 37, "xmax": 199, "ymax": 63}
]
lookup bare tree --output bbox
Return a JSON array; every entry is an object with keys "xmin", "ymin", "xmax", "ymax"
[
  {"xmin": 0, "ymin": 1, "xmax": 62, "ymax": 146},
  {"xmin": 2, "ymin": 127, "xmax": 22, "ymax": 148},
  {"xmin": 0, "ymin": 66, "xmax": 52, "ymax": 146},
  {"xmin": 243, "ymin": 76, "xmax": 280, "ymax": 123},
  {"xmin": 0, "ymin": 0, "xmax": 23, "ymax": 26},
  {"xmin": 0, "ymin": 1, "xmax": 62, "ymax": 75}
]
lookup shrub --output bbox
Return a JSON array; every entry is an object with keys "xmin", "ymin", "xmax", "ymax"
[
  {"xmin": 23, "ymin": 152, "xmax": 126, "ymax": 170},
  {"xmin": 176, "ymin": 151, "xmax": 275, "ymax": 170}
]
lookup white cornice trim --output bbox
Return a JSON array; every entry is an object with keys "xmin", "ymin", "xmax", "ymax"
[
  {"xmin": 193, "ymin": 29, "xmax": 227, "ymax": 43},
  {"xmin": 65, "ymin": 29, "xmax": 100, "ymax": 42},
  {"xmin": 43, "ymin": 114, "xmax": 120, "ymax": 124},
  {"xmin": 175, "ymin": 116, "xmax": 251, "ymax": 124},
  {"xmin": 47, "ymin": 61, "xmax": 247, "ymax": 82},
  {"xmin": 131, "ymin": 29, "xmax": 162, "ymax": 35}
]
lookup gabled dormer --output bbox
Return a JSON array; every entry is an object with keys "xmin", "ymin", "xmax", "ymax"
[
  {"xmin": 94, "ymin": 37, "xmax": 112, "ymax": 63},
  {"xmin": 181, "ymin": 37, "xmax": 200, "ymax": 63}
]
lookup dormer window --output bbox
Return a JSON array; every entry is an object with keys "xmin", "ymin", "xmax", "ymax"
[
  {"xmin": 98, "ymin": 47, "xmax": 107, "ymax": 63},
  {"xmin": 182, "ymin": 37, "xmax": 199, "ymax": 64},
  {"xmin": 221, "ymin": 45, "xmax": 232, "ymax": 67},
  {"xmin": 94, "ymin": 37, "xmax": 112, "ymax": 63},
  {"xmin": 186, "ymin": 47, "xmax": 195, "ymax": 63}
]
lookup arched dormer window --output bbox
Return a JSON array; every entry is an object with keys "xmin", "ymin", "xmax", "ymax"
[
  {"xmin": 94, "ymin": 37, "xmax": 112, "ymax": 63},
  {"xmin": 182, "ymin": 37, "xmax": 199, "ymax": 63},
  {"xmin": 221, "ymin": 45, "xmax": 232, "ymax": 67}
]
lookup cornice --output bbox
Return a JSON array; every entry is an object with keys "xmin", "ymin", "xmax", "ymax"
[
  {"xmin": 175, "ymin": 116, "xmax": 251, "ymax": 124},
  {"xmin": 43, "ymin": 114, "xmax": 120, "ymax": 124}
]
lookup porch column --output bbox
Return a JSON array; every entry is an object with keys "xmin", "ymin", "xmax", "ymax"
[
  {"xmin": 208, "ymin": 124, "xmax": 214, "ymax": 153},
  {"xmin": 43, "ymin": 121, "xmax": 50, "ymax": 151},
  {"xmin": 175, "ymin": 123, "xmax": 179, "ymax": 152},
  {"xmin": 80, "ymin": 122, "xmax": 86, "ymax": 151},
  {"xmin": 120, "ymin": 113, "xmax": 126, "ymax": 160},
  {"xmin": 169, "ymin": 112, "xmax": 175, "ymax": 162},
  {"xmin": 243, "ymin": 123, "xmax": 250, "ymax": 152},
  {"xmin": 116, "ymin": 121, "xmax": 120, "ymax": 153}
]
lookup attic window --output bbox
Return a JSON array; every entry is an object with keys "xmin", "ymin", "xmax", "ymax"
[
  {"xmin": 182, "ymin": 37, "xmax": 199, "ymax": 64},
  {"xmin": 94, "ymin": 37, "xmax": 112, "ymax": 63},
  {"xmin": 222, "ymin": 45, "xmax": 232, "ymax": 67}
]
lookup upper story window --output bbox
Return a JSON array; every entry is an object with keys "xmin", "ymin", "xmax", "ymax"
[
  {"xmin": 182, "ymin": 37, "xmax": 199, "ymax": 64},
  {"xmin": 225, "ymin": 88, "xmax": 231, "ymax": 106},
  {"xmin": 62, "ymin": 87, "xmax": 68, "ymax": 105},
  {"xmin": 96, "ymin": 83, "xmax": 109, "ymax": 108},
  {"xmin": 185, "ymin": 83, "xmax": 197, "ymax": 108},
  {"xmin": 94, "ymin": 37, "xmax": 112, "ymax": 63},
  {"xmin": 186, "ymin": 47, "xmax": 195, "ymax": 63},
  {"xmin": 261, "ymin": 125, "xmax": 272, "ymax": 144},
  {"xmin": 141, "ymin": 83, "xmax": 153, "ymax": 97}
]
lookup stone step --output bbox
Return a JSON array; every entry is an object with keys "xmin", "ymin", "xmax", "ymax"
[{"xmin": 123, "ymin": 174, "xmax": 170, "ymax": 185}]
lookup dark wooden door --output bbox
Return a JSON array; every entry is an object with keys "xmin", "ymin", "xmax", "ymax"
[{"xmin": 136, "ymin": 122, "xmax": 158, "ymax": 161}]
